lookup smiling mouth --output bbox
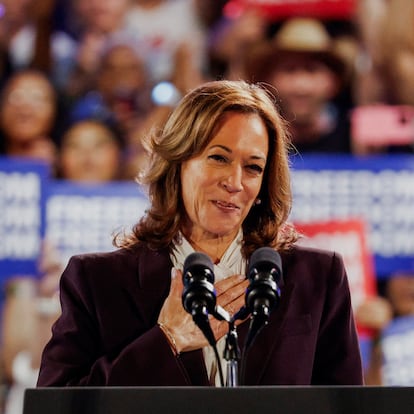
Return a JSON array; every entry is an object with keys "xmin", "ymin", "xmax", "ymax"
[{"xmin": 213, "ymin": 200, "xmax": 239, "ymax": 210}]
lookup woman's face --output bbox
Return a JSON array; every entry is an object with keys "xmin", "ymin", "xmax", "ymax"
[
  {"xmin": 60, "ymin": 121, "xmax": 121, "ymax": 182},
  {"xmin": 180, "ymin": 112, "xmax": 268, "ymax": 242},
  {"xmin": 0, "ymin": 72, "xmax": 55, "ymax": 142}
]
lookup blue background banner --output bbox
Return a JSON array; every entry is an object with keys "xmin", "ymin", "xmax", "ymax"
[
  {"xmin": 381, "ymin": 315, "xmax": 414, "ymax": 385},
  {"xmin": 290, "ymin": 155, "xmax": 414, "ymax": 278},
  {"xmin": 44, "ymin": 181, "xmax": 148, "ymax": 267},
  {"xmin": 1, "ymin": 155, "xmax": 414, "ymax": 286},
  {"xmin": 0, "ymin": 158, "xmax": 50, "ymax": 284}
]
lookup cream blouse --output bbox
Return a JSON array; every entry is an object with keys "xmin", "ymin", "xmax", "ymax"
[{"xmin": 170, "ymin": 230, "xmax": 246, "ymax": 386}]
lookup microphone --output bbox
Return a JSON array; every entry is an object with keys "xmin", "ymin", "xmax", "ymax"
[
  {"xmin": 182, "ymin": 252, "xmax": 217, "ymax": 346},
  {"xmin": 244, "ymin": 247, "xmax": 282, "ymax": 349}
]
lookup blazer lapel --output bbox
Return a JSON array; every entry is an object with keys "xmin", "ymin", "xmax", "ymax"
[
  {"xmin": 120, "ymin": 246, "xmax": 173, "ymax": 329},
  {"xmin": 122, "ymin": 246, "xmax": 210, "ymax": 385}
]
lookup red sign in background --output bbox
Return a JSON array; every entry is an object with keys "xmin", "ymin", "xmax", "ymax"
[
  {"xmin": 225, "ymin": 0, "xmax": 356, "ymax": 20},
  {"xmin": 294, "ymin": 219, "xmax": 377, "ymax": 336}
]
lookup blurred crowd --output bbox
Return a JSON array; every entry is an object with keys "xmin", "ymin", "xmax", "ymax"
[{"xmin": 1, "ymin": 0, "xmax": 414, "ymax": 411}]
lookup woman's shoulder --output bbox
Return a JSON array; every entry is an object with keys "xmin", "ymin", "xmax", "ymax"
[
  {"xmin": 70, "ymin": 244, "xmax": 169, "ymax": 262},
  {"xmin": 280, "ymin": 244, "xmax": 345, "ymax": 278},
  {"xmin": 283, "ymin": 244, "xmax": 342, "ymax": 260},
  {"xmin": 63, "ymin": 245, "xmax": 171, "ymax": 282}
]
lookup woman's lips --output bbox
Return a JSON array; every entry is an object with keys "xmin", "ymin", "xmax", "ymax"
[{"xmin": 213, "ymin": 200, "xmax": 239, "ymax": 211}]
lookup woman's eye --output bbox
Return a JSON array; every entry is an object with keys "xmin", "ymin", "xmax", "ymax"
[
  {"xmin": 208, "ymin": 154, "xmax": 227, "ymax": 163},
  {"xmin": 247, "ymin": 164, "xmax": 264, "ymax": 174}
]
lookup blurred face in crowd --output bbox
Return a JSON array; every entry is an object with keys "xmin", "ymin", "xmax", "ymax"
[
  {"xmin": 59, "ymin": 120, "xmax": 122, "ymax": 182},
  {"xmin": 97, "ymin": 44, "xmax": 147, "ymax": 121},
  {"xmin": 98, "ymin": 44, "xmax": 147, "ymax": 98},
  {"xmin": 74, "ymin": 0, "xmax": 131, "ymax": 33},
  {"xmin": 267, "ymin": 53, "xmax": 338, "ymax": 125},
  {"xmin": 386, "ymin": 274, "xmax": 414, "ymax": 317},
  {"xmin": 0, "ymin": 71, "xmax": 56, "ymax": 143},
  {"xmin": 180, "ymin": 112, "xmax": 268, "ymax": 242}
]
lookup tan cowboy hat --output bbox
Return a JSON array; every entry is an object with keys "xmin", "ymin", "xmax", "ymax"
[{"xmin": 245, "ymin": 17, "xmax": 348, "ymax": 83}]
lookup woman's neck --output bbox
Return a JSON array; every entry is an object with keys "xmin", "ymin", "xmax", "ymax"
[{"xmin": 184, "ymin": 230, "xmax": 239, "ymax": 265}]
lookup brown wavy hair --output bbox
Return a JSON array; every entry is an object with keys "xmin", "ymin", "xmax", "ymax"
[{"xmin": 115, "ymin": 80, "xmax": 298, "ymax": 257}]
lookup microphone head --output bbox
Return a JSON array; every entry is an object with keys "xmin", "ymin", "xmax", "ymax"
[
  {"xmin": 245, "ymin": 247, "xmax": 282, "ymax": 314},
  {"xmin": 248, "ymin": 247, "xmax": 282, "ymax": 282},
  {"xmin": 183, "ymin": 252, "xmax": 214, "ymax": 283},
  {"xmin": 182, "ymin": 252, "xmax": 216, "ymax": 315},
  {"xmin": 244, "ymin": 247, "xmax": 283, "ymax": 350}
]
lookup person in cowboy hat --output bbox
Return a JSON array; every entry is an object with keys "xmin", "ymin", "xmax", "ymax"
[{"xmin": 245, "ymin": 17, "xmax": 353, "ymax": 154}]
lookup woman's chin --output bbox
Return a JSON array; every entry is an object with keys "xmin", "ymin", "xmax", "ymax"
[{"xmin": 204, "ymin": 224, "xmax": 241, "ymax": 239}]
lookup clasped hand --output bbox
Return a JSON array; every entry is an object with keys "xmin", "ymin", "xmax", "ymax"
[{"xmin": 157, "ymin": 268, "xmax": 249, "ymax": 354}]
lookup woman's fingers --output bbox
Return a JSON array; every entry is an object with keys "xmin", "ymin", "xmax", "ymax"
[
  {"xmin": 158, "ymin": 268, "xmax": 211, "ymax": 352},
  {"xmin": 159, "ymin": 270, "xmax": 251, "ymax": 348},
  {"xmin": 215, "ymin": 274, "xmax": 246, "ymax": 296},
  {"xmin": 158, "ymin": 268, "xmax": 186, "ymax": 324},
  {"xmin": 215, "ymin": 275, "xmax": 249, "ymax": 313}
]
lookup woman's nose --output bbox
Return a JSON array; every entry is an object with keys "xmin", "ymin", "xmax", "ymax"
[{"xmin": 221, "ymin": 165, "xmax": 243, "ymax": 192}]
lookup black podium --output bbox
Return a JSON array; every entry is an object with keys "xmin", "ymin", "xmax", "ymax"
[{"xmin": 24, "ymin": 386, "xmax": 414, "ymax": 414}]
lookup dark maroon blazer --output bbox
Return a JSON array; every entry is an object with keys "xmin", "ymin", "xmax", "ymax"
[{"xmin": 37, "ymin": 244, "xmax": 363, "ymax": 387}]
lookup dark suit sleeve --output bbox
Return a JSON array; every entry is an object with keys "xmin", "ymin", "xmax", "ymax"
[
  {"xmin": 37, "ymin": 256, "xmax": 195, "ymax": 386},
  {"xmin": 311, "ymin": 252, "xmax": 364, "ymax": 385}
]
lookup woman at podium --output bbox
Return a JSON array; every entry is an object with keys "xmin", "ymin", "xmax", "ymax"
[{"xmin": 37, "ymin": 80, "xmax": 363, "ymax": 387}]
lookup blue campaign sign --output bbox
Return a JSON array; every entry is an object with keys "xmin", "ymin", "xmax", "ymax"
[
  {"xmin": 381, "ymin": 315, "xmax": 414, "ymax": 385},
  {"xmin": 290, "ymin": 155, "xmax": 414, "ymax": 278},
  {"xmin": 2, "ymin": 154, "xmax": 413, "ymax": 284},
  {"xmin": 44, "ymin": 181, "xmax": 149, "ymax": 269},
  {"xmin": 0, "ymin": 157, "xmax": 50, "ymax": 284}
]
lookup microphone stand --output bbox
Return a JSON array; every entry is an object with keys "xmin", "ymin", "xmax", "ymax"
[
  {"xmin": 223, "ymin": 321, "xmax": 240, "ymax": 387},
  {"xmin": 223, "ymin": 307, "xmax": 248, "ymax": 387},
  {"xmin": 212, "ymin": 305, "xmax": 241, "ymax": 387}
]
